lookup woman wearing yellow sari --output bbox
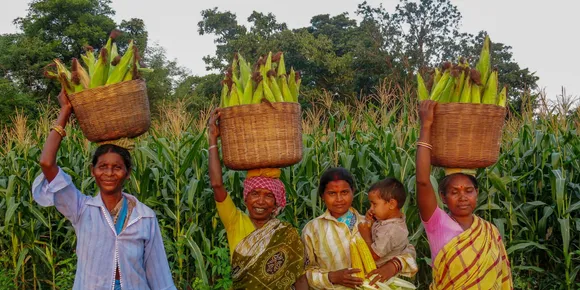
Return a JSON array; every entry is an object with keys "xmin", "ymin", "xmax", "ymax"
[
  {"xmin": 208, "ymin": 109, "xmax": 307, "ymax": 289},
  {"xmin": 416, "ymin": 100, "xmax": 513, "ymax": 289}
]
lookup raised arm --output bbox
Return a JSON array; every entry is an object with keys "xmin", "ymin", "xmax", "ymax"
[
  {"xmin": 416, "ymin": 100, "xmax": 438, "ymax": 221},
  {"xmin": 39, "ymin": 89, "xmax": 72, "ymax": 182},
  {"xmin": 207, "ymin": 109, "xmax": 227, "ymax": 202}
]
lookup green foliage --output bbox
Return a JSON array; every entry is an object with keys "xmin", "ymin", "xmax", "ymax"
[
  {"xmin": 1, "ymin": 89, "xmax": 579, "ymax": 289},
  {"xmin": 0, "ymin": 79, "xmax": 38, "ymax": 126}
]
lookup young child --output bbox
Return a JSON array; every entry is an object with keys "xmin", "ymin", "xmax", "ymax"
[{"xmin": 358, "ymin": 177, "xmax": 415, "ymax": 271}]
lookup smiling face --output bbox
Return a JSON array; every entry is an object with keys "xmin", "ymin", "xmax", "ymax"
[
  {"xmin": 90, "ymin": 152, "xmax": 130, "ymax": 195},
  {"xmin": 322, "ymin": 180, "xmax": 354, "ymax": 218},
  {"xmin": 245, "ymin": 188, "xmax": 277, "ymax": 222},
  {"xmin": 440, "ymin": 174, "xmax": 478, "ymax": 218}
]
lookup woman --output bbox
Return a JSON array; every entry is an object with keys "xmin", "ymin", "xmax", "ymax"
[
  {"xmin": 32, "ymin": 90, "xmax": 175, "ymax": 290},
  {"xmin": 302, "ymin": 167, "xmax": 418, "ymax": 289},
  {"xmin": 416, "ymin": 100, "xmax": 513, "ymax": 289},
  {"xmin": 208, "ymin": 109, "xmax": 307, "ymax": 289}
]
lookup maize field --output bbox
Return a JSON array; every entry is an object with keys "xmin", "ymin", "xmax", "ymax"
[{"xmin": 1, "ymin": 84, "xmax": 579, "ymax": 289}]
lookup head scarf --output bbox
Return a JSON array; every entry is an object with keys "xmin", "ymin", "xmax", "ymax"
[{"xmin": 243, "ymin": 168, "xmax": 286, "ymax": 214}]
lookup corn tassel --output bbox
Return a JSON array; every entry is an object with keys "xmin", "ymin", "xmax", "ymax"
[
  {"xmin": 71, "ymin": 58, "xmax": 89, "ymax": 89},
  {"xmin": 498, "ymin": 86, "xmax": 507, "ymax": 107},
  {"xmin": 417, "ymin": 73, "xmax": 429, "ymax": 101},
  {"xmin": 482, "ymin": 70, "xmax": 498, "ymax": 105}
]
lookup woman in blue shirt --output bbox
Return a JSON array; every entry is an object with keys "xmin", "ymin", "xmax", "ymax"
[{"xmin": 32, "ymin": 89, "xmax": 176, "ymax": 290}]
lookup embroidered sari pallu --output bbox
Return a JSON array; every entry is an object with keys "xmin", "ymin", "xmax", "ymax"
[
  {"xmin": 231, "ymin": 219, "xmax": 304, "ymax": 290},
  {"xmin": 431, "ymin": 216, "xmax": 513, "ymax": 290}
]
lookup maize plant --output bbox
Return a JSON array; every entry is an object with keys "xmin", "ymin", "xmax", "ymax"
[{"xmin": 0, "ymin": 86, "xmax": 579, "ymax": 289}]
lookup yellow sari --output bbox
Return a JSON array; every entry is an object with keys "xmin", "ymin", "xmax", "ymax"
[{"xmin": 431, "ymin": 216, "xmax": 513, "ymax": 290}]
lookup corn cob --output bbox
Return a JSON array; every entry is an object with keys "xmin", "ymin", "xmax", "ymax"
[
  {"xmin": 220, "ymin": 83, "xmax": 229, "ymax": 107},
  {"xmin": 498, "ymin": 86, "xmax": 507, "ymax": 107},
  {"xmin": 288, "ymin": 68, "xmax": 298, "ymax": 102},
  {"xmin": 89, "ymin": 48, "xmax": 109, "ymax": 88},
  {"xmin": 355, "ymin": 236, "xmax": 377, "ymax": 274},
  {"xmin": 71, "ymin": 58, "xmax": 90, "ymax": 90},
  {"xmin": 459, "ymin": 77, "xmax": 472, "ymax": 103},
  {"xmin": 238, "ymin": 53, "xmax": 252, "ymax": 88},
  {"xmin": 280, "ymin": 75, "xmax": 293, "ymax": 102},
  {"xmin": 430, "ymin": 70, "xmax": 450, "ymax": 101},
  {"xmin": 451, "ymin": 69, "xmax": 465, "ymax": 103},
  {"xmin": 432, "ymin": 68, "xmax": 442, "ymax": 92},
  {"xmin": 295, "ymin": 71, "xmax": 302, "ymax": 100},
  {"xmin": 267, "ymin": 70, "xmax": 284, "ymax": 102},
  {"xmin": 242, "ymin": 77, "xmax": 253, "ymax": 105},
  {"xmin": 482, "ymin": 70, "xmax": 498, "ymax": 105},
  {"xmin": 252, "ymin": 79, "xmax": 264, "ymax": 104},
  {"xmin": 417, "ymin": 73, "xmax": 429, "ymax": 101},
  {"xmin": 106, "ymin": 41, "xmax": 134, "ymax": 85},
  {"xmin": 81, "ymin": 46, "xmax": 96, "ymax": 78},
  {"xmin": 276, "ymin": 52, "xmax": 286, "ymax": 77},
  {"xmin": 471, "ymin": 84, "xmax": 482, "ymax": 104},
  {"xmin": 229, "ymin": 85, "xmax": 241, "ymax": 106},
  {"xmin": 350, "ymin": 241, "xmax": 366, "ymax": 279},
  {"xmin": 476, "ymin": 35, "xmax": 491, "ymax": 90},
  {"xmin": 262, "ymin": 78, "xmax": 277, "ymax": 103}
]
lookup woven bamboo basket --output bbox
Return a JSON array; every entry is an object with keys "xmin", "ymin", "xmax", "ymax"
[
  {"xmin": 431, "ymin": 103, "xmax": 506, "ymax": 168},
  {"xmin": 219, "ymin": 102, "xmax": 303, "ymax": 170},
  {"xmin": 68, "ymin": 79, "xmax": 150, "ymax": 142}
]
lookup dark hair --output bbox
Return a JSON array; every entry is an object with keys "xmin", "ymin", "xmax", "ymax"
[
  {"xmin": 91, "ymin": 144, "xmax": 132, "ymax": 171},
  {"xmin": 318, "ymin": 167, "xmax": 355, "ymax": 196},
  {"xmin": 368, "ymin": 178, "xmax": 406, "ymax": 209},
  {"xmin": 438, "ymin": 173, "xmax": 478, "ymax": 195}
]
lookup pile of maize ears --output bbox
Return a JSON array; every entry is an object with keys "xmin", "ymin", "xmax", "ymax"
[
  {"xmin": 417, "ymin": 35, "xmax": 507, "ymax": 107},
  {"xmin": 357, "ymin": 276, "xmax": 417, "ymax": 290},
  {"xmin": 220, "ymin": 51, "xmax": 301, "ymax": 107},
  {"xmin": 351, "ymin": 235, "xmax": 377, "ymax": 279},
  {"xmin": 44, "ymin": 30, "xmax": 153, "ymax": 94}
]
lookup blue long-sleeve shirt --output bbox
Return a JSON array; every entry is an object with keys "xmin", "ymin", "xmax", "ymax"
[{"xmin": 32, "ymin": 168, "xmax": 176, "ymax": 290}]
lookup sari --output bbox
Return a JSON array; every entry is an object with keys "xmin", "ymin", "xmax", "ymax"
[
  {"xmin": 231, "ymin": 219, "xmax": 305, "ymax": 289},
  {"xmin": 431, "ymin": 215, "xmax": 513, "ymax": 290}
]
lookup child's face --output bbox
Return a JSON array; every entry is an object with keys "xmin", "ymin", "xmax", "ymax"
[{"xmin": 368, "ymin": 190, "xmax": 397, "ymax": 220}]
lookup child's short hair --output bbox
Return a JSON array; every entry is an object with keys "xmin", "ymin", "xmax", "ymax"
[{"xmin": 368, "ymin": 178, "xmax": 406, "ymax": 209}]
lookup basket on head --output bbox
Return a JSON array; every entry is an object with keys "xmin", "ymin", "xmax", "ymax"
[
  {"xmin": 219, "ymin": 102, "xmax": 303, "ymax": 170},
  {"xmin": 430, "ymin": 103, "xmax": 506, "ymax": 168},
  {"xmin": 68, "ymin": 79, "xmax": 150, "ymax": 142}
]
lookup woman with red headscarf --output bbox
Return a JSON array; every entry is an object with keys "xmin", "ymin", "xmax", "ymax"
[{"xmin": 207, "ymin": 109, "xmax": 307, "ymax": 290}]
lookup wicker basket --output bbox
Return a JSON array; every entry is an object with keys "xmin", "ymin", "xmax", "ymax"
[
  {"xmin": 219, "ymin": 102, "xmax": 303, "ymax": 170},
  {"xmin": 431, "ymin": 103, "xmax": 506, "ymax": 168},
  {"xmin": 68, "ymin": 79, "xmax": 150, "ymax": 142}
]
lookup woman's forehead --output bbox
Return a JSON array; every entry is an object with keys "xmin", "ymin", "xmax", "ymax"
[{"xmin": 325, "ymin": 180, "xmax": 351, "ymax": 191}]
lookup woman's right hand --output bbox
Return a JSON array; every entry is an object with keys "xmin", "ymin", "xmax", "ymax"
[
  {"xmin": 418, "ymin": 100, "xmax": 437, "ymax": 128},
  {"xmin": 328, "ymin": 268, "xmax": 364, "ymax": 288},
  {"xmin": 57, "ymin": 88, "xmax": 73, "ymax": 117},
  {"xmin": 207, "ymin": 108, "xmax": 221, "ymax": 143}
]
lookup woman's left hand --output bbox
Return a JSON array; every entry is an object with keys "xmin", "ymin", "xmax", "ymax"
[{"xmin": 366, "ymin": 260, "xmax": 398, "ymax": 285}]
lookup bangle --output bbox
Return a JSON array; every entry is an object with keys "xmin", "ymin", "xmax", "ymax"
[
  {"xmin": 390, "ymin": 258, "xmax": 402, "ymax": 273},
  {"xmin": 208, "ymin": 145, "xmax": 218, "ymax": 151},
  {"xmin": 416, "ymin": 141, "xmax": 432, "ymax": 150},
  {"xmin": 51, "ymin": 125, "xmax": 66, "ymax": 137}
]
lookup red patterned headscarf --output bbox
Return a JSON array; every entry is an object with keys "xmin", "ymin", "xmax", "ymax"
[{"xmin": 243, "ymin": 177, "xmax": 287, "ymax": 210}]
